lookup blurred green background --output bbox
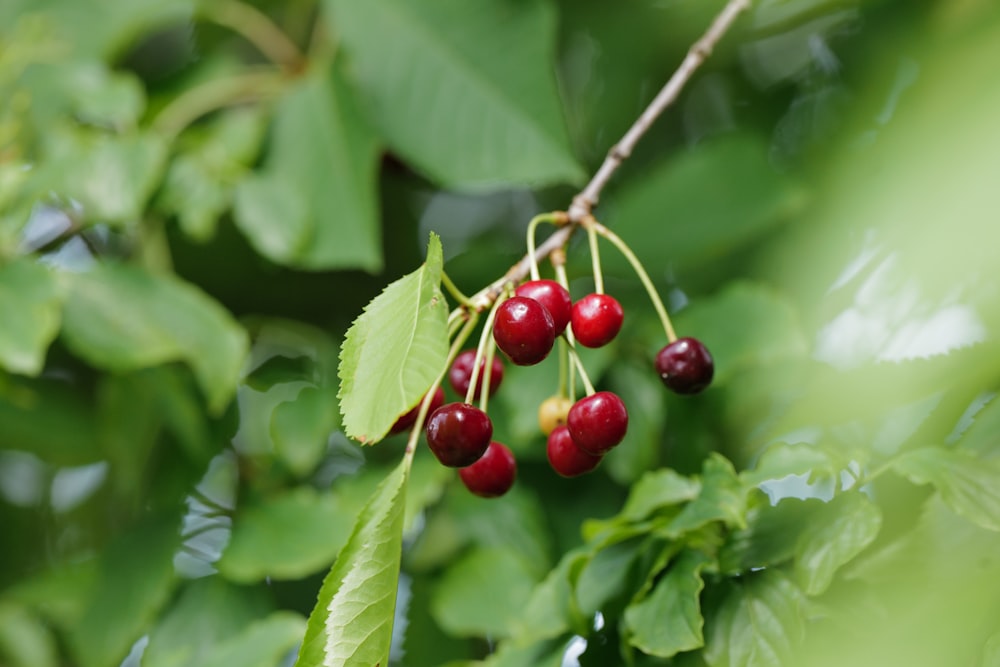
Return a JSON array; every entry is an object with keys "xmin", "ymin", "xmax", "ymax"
[{"xmin": 2, "ymin": 0, "xmax": 1000, "ymax": 665}]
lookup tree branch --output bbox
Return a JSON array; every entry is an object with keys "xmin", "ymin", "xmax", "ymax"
[
  {"xmin": 568, "ymin": 0, "xmax": 752, "ymax": 221},
  {"xmin": 468, "ymin": 0, "xmax": 752, "ymax": 308}
]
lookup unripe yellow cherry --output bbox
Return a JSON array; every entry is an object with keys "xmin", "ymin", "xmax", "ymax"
[{"xmin": 537, "ymin": 396, "xmax": 573, "ymax": 436}]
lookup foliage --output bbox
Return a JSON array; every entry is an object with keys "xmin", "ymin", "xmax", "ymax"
[{"xmin": 2, "ymin": 1, "xmax": 1000, "ymax": 667}]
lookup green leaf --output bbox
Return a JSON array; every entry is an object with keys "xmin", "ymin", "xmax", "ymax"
[
  {"xmin": 143, "ymin": 578, "xmax": 273, "ymax": 667},
  {"xmin": 718, "ymin": 495, "xmax": 813, "ymax": 575},
  {"xmin": 68, "ymin": 518, "xmax": 179, "ymax": 667},
  {"xmin": 32, "ymin": 126, "xmax": 167, "ymax": 226},
  {"xmin": 59, "ymin": 263, "xmax": 249, "ymax": 413},
  {"xmin": 233, "ymin": 174, "xmax": 310, "ymax": 262},
  {"xmin": 574, "ymin": 538, "xmax": 645, "ymax": 618},
  {"xmin": 326, "ymin": 0, "xmax": 583, "ymax": 188},
  {"xmin": 218, "ymin": 486, "xmax": 355, "ymax": 583},
  {"xmin": 235, "ymin": 65, "xmax": 381, "ymax": 271},
  {"xmin": 195, "ymin": 612, "xmax": 306, "ymax": 667},
  {"xmin": 0, "ymin": 259, "xmax": 62, "ymax": 375},
  {"xmin": 607, "ymin": 134, "xmax": 801, "ymax": 273},
  {"xmin": 666, "ymin": 454, "xmax": 748, "ymax": 536},
  {"xmin": 293, "ymin": 456, "xmax": 409, "ymax": 667},
  {"xmin": 0, "ymin": 602, "xmax": 58, "ymax": 667},
  {"xmin": 431, "ymin": 547, "xmax": 540, "ymax": 638},
  {"xmin": 741, "ymin": 442, "xmax": 837, "ymax": 489},
  {"xmin": 515, "ymin": 550, "xmax": 589, "ymax": 642},
  {"xmin": 794, "ymin": 491, "xmax": 882, "ymax": 595},
  {"xmin": 338, "ymin": 233, "xmax": 449, "ymax": 443},
  {"xmin": 892, "ymin": 447, "xmax": 1000, "ymax": 532},
  {"xmin": 624, "ymin": 550, "xmax": 710, "ymax": 658},
  {"xmin": 271, "ymin": 385, "xmax": 341, "ymax": 476},
  {"xmin": 160, "ymin": 108, "xmax": 267, "ymax": 242},
  {"xmin": 0, "ymin": 376, "xmax": 102, "ymax": 466},
  {"xmin": 703, "ymin": 571, "xmax": 806, "ymax": 667},
  {"xmin": 619, "ymin": 468, "xmax": 702, "ymax": 523}
]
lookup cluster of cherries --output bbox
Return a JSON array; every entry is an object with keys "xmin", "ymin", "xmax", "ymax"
[{"xmin": 389, "ymin": 277, "xmax": 715, "ymax": 499}]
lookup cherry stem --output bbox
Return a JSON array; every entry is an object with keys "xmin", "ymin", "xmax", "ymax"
[
  {"xmin": 568, "ymin": 346, "xmax": 596, "ymax": 396},
  {"xmin": 526, "ymin": 212, "xmax": 560, "ymax": 282},
  {"xmin": 466, "ymin": 290, "xmax": 506, "ymax": 407},
  {"xmin": 405, "ymin": 313, "xmax": 479, "ymax": 458},
  {"xmin": 447, "ymin": 308, "xmax": 467, "ymax": 338},
  {"xmin": 553, "ymin": 258, "xmax": 576, "ymax": 399},
  {"xmin": 591, "ymin": 220, "xmax": 678, "ymax": 343},
  {"xmin": 198, "ymin": 0, "xmax": 305, "ymax": 71},
  {"xmin": 583, "ymin": 217, "xmax": 605, "ymax": 295},
  {"xmin": 441, "ymin": 271, "xmax": 475, "ymax": 310}
]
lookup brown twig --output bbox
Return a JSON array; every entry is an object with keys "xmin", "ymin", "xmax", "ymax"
[{"xmin": 467, "ymin": 0, "xmax": 752, "ymax": 309}]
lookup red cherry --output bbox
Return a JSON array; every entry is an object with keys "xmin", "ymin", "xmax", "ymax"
[
  {"xmin": 448, "ymin": 350, "xmax": 504, "ymax": 399},
  {"xmin": 459, "ymin": 441, "xmax": 517, "ymax": 498},
  {"xmin": 571, "ymin": 294, "xmax": 624, "ymax": 348},
  {"xmin": 567, "ymin": 391, "xmax": 628, "ymax": 455},
  {"xmin": 546, "ymin": 425, "xmax": 602, "ymax": 477},
  {"xmin": 655, "ymin": 337, "xmax": 714, "ymax": 395},
  {"xmin": 515, "ymin": 279, "xmax": 572, "ymax": 336},
  {"xmin": 425, "ymin": 403, "xmax": 493, "ymax": 467},
  {"xmin": 492, "ymin": 296, "xmax": 556, "ymax": 366},
  {"xmin": 389, "ymin": 387, "xmax": 445, "ymax": 435}
]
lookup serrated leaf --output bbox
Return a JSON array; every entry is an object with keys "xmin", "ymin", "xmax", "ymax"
[
  {"xmin": 431, "ymin": 547, "xmax": 540, "ymax": 638},
  {"xmin": 795, "ymin": 491, "xmax": 881, "ymax": 595},
  {"xmin": 326, "ymin": 0, "xmax": 583, "ymax": 188},
  {"xmin": 235, "ymin": 65, "xmax": 381, "ymax": 270},
  {"xmin": 294, "ymin": 457, "xmax": 409, "ymax": 667},
  {"xmin": 218, "ymin": 487, "xmax": 355, "ymax": 583},
  {"xmin": 892, "ymin": 446, "xmax": 1000, "ymax": 532},
  {"xmin": 574, "ymin": 538, "xmax": 644, "ymax": 617},
  {"xmin": 619, "ymin": 468, "xmax": 702, "ymax": 523},
  {"xmin": 703, "ymin": 571, "xmax": 806, "ymax": 667},
  {"xmin": 338, "ymin": 233, "xmax": 448, "ymax": 443},
  {"xmin": 515, "ymin": 549, "xmax": 589, "ymax": 642},
  {"xmin": 59, "ymin": 263, "xmax": 248, "ymax": 413},
  {"xmin": 718, "ymin": 496, "xmax": 814, "ymax": 575},
  {"xmin": 0, "ymin": 259, "xmax": 63, "ymax": 375},
  {"xmin": 741, "ymin": 442, "xmax": 837, "ymax": 489},
  {"xmin": 666, "ymin": 454, "xmax": 747, "ymax": 536},
  {"xmin": 625, "ymin": 550, "xmax": 710, "ymax": 658}
]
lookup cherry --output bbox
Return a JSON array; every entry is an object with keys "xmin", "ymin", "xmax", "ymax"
[
  {"xmin": 546, "ymin": 425, "xmax": 602, "ymax": 477},
  {"xmin": 571, "ymin": 293, "xmax": 624, "ymax": 348},
  {"xmin": 426, "ymin": 403, "xmax": 493, "ymax": 467},
  {"xmin": 655, "ymin": 337, "xmax": 714, "ymax": 395},
  {"xmin": 515, "ymin": 279, "xmax": 572, "ymax": 336},
  {"xmin": 389, "ymin": 387, "xmax": 445, "ymax": 435},
  {"xmin": 492, "ymin": 296, "xmax": 556, "ymax": 366},
  {"xmin": 459, "ymin": 441, "xmax": 517, "ymax": 497},
  {"xmin": 448, "ymin": 350, "xmax": 504, "ymax": 399},
  {"xmin": 567, "ymin": 391, "xmax": 628, "ymax": 455},
  {"xmin": 537, "ymin": 395, "xmax": 573, "ymax": 436}
]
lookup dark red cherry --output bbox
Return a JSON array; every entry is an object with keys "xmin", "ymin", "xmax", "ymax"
[
  {"xmin": 655, "ymin": 337, "xmax": 714, "ymax": 395},
  {"xmin": 546, "ymin": 425, "xmax": 603, "ymax": 477},
  {"xmin": 566, "ymin": 391, "xmax": 628, "ymax": 455},
  {"xmin": 492, "ymin": 296, "xmax": 556, "ymax": 366},
  {"xmin": 449, "ymin": 350, "xmax": 504, "ymax": 399},
  {"xmin": 459, "ymin": 441, "xmax": 517, "ymax": 498},
  {"xmin": 515, "ymin": 279, "xmax": 572, "ymax": 336},
  {"xmin": 571, "ymin": 294, "xmax": 623, "ymax": 348},
  {"xmin": 389, "ymin": 387, "xmax": 445, "ymax": 435},
  {"xmin": 425, "ymin": 403, "xmax": 493, "ymax": 467}
]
